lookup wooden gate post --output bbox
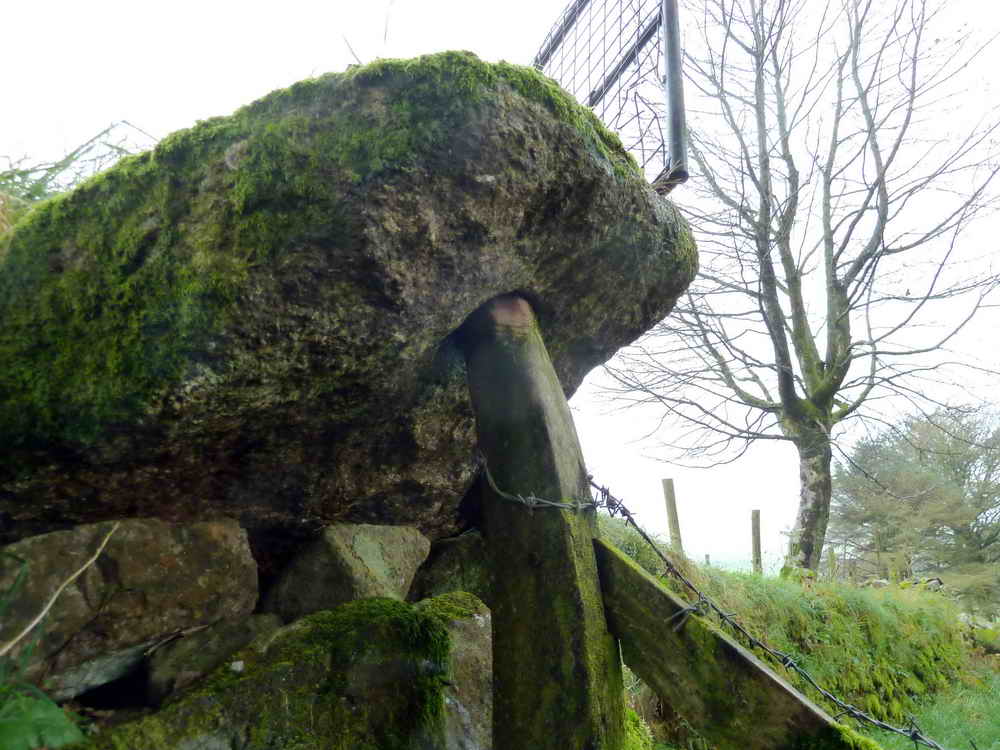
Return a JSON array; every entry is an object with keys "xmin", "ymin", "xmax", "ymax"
[{"xmin": 459, "ymin": 294, "xmax": 624, "ymax": 750}]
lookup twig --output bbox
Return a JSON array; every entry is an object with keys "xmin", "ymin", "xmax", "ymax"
[
  {"xmin": 342, "ymin": 35, "xmax": 364, "ymax": 66},
  {"xmin": 0, "ymin": 522, "xmax": 121, "ymax": 660}
]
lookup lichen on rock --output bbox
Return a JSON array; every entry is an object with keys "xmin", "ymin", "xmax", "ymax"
[
  {"xmin": 410, "ymin": 530, "xmax": 492, "ymax": 606},
  {"xmin": 263, "ymin": 523, "xmax": 431, "ymax": 623},
  {"xmin": 0, "ymin": 519, "xmax": 257, "ymax": 700}
]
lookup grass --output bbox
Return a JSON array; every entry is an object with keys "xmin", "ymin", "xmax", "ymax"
[
  {"xmin": 864, "ymin": 661, "xmax": 1000, "ymax": 750},
  {"xmin": 598, "ymin": 513, "xmax": 978, "ymax": 749}
]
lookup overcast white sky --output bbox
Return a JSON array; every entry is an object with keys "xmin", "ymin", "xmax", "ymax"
[{"xmin": 4, "ymin": 0, "xmax": 999, "ymax": 570}]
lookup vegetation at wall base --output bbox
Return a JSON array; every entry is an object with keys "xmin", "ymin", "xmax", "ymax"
[{"xmin": 0, "ymin": 553, "xmax": 86, "ymax": 749}]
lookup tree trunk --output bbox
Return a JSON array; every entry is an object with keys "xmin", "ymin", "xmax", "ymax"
[{"xmin": 786, "ymin": 424, "xmax": 833, "ymax": 570}]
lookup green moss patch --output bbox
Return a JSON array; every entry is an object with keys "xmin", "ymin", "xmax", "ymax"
[
  {"xmin": 76, "ymin": 597, "xmax": 456, "ymax": 750},
  {"xmin": 0, "ymin": 50, "xmax": 638, "ymax": 460},
  {"xmin": 692, "ymin": 571, "xmax": 969, "ymax": 725},
  {"xmin": 415, "ymin": 590, "xmax": 488, "ymax": 623},
  {"xmin": 623, "ymin": 706, "xmax": 655, "ymax": 750}
]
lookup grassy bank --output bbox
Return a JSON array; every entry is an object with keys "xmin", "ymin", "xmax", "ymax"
[{"xmin": 598, "ymin": 515, "xmax": 984, "ymax": 749}]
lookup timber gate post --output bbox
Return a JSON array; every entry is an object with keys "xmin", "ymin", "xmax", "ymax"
[{"xmin": 459, "ymin": 294, "xmax": 625, "ymax": 750}]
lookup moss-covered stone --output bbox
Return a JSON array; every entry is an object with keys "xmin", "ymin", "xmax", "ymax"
[
  {"xmin": 0, "ymin": 51, "xmax": 695, "ymax": 549},
  {"xmin": 409, "ymin": 530, "xmax": 493, "ymax": 606},
  {"xmin": 73, "ymin": 596, "xmax": 487, "ymax": 750},
  {"xmin": 0, "ymin": 50, "xmax": 639, "ymax": 447},
  {"xmin": 146, "ymin": 614, "xmax": 283, "ymax": 704},
  {"xmin": 263, "ymin": 523, "xmax": 430, "ymax": 623},
  {"xmin": 417, "ymin": 591, "xmax": 492, "ymax": 749},
  {"xmin": 0, "ymin": 519, "xmax": 257, "ymax": 701},
  {"xmin": 415, "ymin": 589, "xmax": 487, "ymax": 622}
]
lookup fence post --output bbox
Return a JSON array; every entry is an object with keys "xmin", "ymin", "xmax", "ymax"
[
  {"xmin": 661, "ymin": 478, "xmax": 684, "ymax": 555},
  {"xmin": 752, "ymin": 509, "xmax": 762, "ymax": 575}
]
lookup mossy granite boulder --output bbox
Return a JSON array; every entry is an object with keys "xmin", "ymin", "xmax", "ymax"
[
  {"xmin": 71, "ymin": 593, "xmax": 492, "ymax": 750},
  {"xmin": 416, "ymin": 594, "xmax": 492, "ymax": 750},
  {"xmin": 0, "ymin": 51, "xmax": 696, "ymax": 548},
  {"xmin": 0, "ymin": 519, "xmax": 257, "ymax": 700},
  {"xmin": 263, "ymin": 523, "xmax": 430, "ymax": 622}
]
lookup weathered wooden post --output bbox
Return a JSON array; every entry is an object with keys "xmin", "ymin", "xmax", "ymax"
[
  {"xmin": 459, "ymin": 294, "xmax": 625, "ymax": 750},
  {"xmin": 752, "ymin": 509, "xmax": 763, "ymax": 575},
  {"xmin": 661, "ymin": 478, "xmax": 684, "ymax": 555}
]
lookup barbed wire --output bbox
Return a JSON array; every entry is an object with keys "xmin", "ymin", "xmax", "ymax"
[
  {"xmin": 477, "ymin": 453, "xmax": 957, "ymax": 749},
  {"xmin": 479, "ymin": 454, "xmax": 600, "ymax": 512}
]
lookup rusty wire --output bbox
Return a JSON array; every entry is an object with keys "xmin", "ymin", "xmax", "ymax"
[{"xmin": 479, "ymin": 454, "xmax": 600, "ymax": 512}]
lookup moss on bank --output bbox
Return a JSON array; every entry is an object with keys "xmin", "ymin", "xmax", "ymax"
[
  {"xmin": 602, "ymin": 514, "xmax": 968, "ymax": 748},
  {"xmin": 691, "ymin": 569, "xmax": 969, "ymax": 725},
  {"xmin": 0, "ymin": 51, "xmax": 640, "ymax": 458},
  {"xmin": 73, "ymin": 597, "xmax": 467, "ymax": 750}
]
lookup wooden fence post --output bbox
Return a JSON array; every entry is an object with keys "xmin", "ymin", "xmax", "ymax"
[
  {"xmin": 460, "ymin": 294, "xmax": 624, "ymax": 750},
  {"xmin": 752, "ymin": 509, "xmax": 762, "ymax": 575},
  {"xmin": 661, "ymin": 478, "xmax": 684, "ymax": 555}
]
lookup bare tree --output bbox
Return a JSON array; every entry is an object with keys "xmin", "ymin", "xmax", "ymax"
[{"xmin": 605, "ymin": 0, "xmax": 1000, "ymax": 569}]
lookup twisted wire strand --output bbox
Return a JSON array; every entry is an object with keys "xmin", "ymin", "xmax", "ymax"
[{"xmin": 479, "ymin": 454, "xmax": 599, "ymax": 512}]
